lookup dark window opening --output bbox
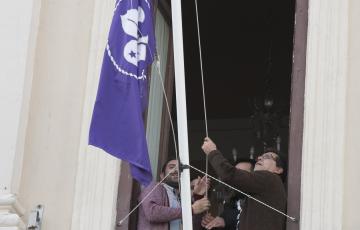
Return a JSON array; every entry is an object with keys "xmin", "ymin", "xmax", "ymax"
[
  {"xmin": 179, "ymin": 0, "xmax": 295, "ymax": 167},
  {"xmin": 168, "ymin": 0, "xmax": 300, "ymax": 229}
]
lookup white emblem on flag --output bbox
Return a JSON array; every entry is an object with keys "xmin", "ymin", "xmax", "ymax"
[{"xmin": 121, "ymin": 7, "xmax": 149, "ymax": 66}]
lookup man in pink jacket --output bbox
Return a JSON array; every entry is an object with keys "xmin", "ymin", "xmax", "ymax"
[{"xmin": 137, "ymin": 159, "xmax": 210, "ymax": 230}]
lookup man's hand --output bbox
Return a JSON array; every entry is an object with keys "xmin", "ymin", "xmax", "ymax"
[
  {"xmin": 193, "ymin": 176, "xmax": 210, "ymax": 196},
  {"xmin": 204, "ymin": 216, "xmax": 226, "ymax": 229},
  {"xmin": 201, "ymin": 137, "xmax": 217, "ymax": 155},
  {"xmin": 201, "ymin": 213, "xmax": 215, "ymax": 227},
  {"xmin": 192, "ymin": 197, "xmax": 210, "ymax": 214}
]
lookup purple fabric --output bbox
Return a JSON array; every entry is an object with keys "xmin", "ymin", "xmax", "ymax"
[{"xmin": 89, "ymin": 0, "xmax": 155, "ymax": 185}]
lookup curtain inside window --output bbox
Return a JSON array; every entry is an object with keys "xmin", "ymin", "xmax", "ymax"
[{"xmin": 146, "ymin": 10, "xmax": 170, "ymax": 179}]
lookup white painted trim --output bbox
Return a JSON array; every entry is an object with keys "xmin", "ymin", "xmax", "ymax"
[
  {"xmin": 0, "ymin": 194, "xmax": 25, "ymax": 229},
  {"xmin": 71, "ymin": 1, "xmax": 121, "ymax": 230},
  {"xmin": 11, "ymin": 0, "xmax": 42, "ymax": 195},
  {"xmin": 0, "ymin": 228, "xmax": 21, "ymax": 230},
  {"xmin": 301, "ymin": 0, "xmax": 349, "ymax": 229},
  {"xmin": 0, "ymin": 0, "xmax": 40, "ymax": 196},
  {"xmin": 342, "ymin": 1, "xmax": 360, "ymax": 228},
  {"xmin": 0, "ymin": 213, "xmax": 21, "ymax": 227}
]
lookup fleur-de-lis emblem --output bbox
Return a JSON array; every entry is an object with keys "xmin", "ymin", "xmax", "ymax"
[{"xmin": 121, "ymin": 7, "xmax": 149, "ymax": 66}]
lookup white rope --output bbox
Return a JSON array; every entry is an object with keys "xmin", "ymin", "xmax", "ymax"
[
  {"xmin": 137, "ymin": 17, "xmax": 183, "ymax": 192},
  {"xmin": 117, "ymin": 45, "xmax": 184, "ymax": 228},
  {"xmin": 187, "ymin": 164, "xmax": 297, "ymax": 222},
  {"xmin": 116, "ymin": 25, "xmax": 184, "ymax": 227},
  {"xmin": 137, "ymin": 25, "xmax": 181, "ymax": 189},
  {"xmin": 194, "ymin": 0, "xmax": 209, "ymax": 198},
  {"xmin": 117, "ymin": 167, "xmax": 178, "ymax": 226},
  {"xmin": 154, "ymin": 55, "xmax": 182, "ymax": 192},
  {"xmin": 116, "ymin": 5, "xmax": 298, "ymax": 227},
  {"xmin": 115, "ymin": 4, "xmax": 198, "ymax": 225},
  {"xmin": 139, "ymin": 22, "xmax": 183, "ymax": 192},
  {"xmin": 154, "ymin": 57, "xmax": 179, "ymax": 166}
]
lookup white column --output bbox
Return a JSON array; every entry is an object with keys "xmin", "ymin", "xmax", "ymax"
[
  {"xmin": 171, "ymin": 0, "xmax": 193, "ymax": 228},
  {"xmin": 301, "ymin": 0, "xmax": 348, "ymax": 229},
  {"xmin": 343, "ymin": 0, "xmax": 360, "ymax": 229},
  {"xmin": 71, "ymin": 0, "xmax": 121, "ymax": 229},
  {"xmin": 0, "ymin": 1, "xmax": 39, "ymax": 229},
  {"xmin": 0, "ymin": 0, "xmax": 39, "ymax": 196}
]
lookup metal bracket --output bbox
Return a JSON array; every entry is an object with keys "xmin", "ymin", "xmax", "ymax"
[
  {"xmin": 27, "ymin": 205, "xmax": 44, "ymax": 230},
  {"xmin": 179, "ymin": 162, "xmax": 190, "ymax": 172}
]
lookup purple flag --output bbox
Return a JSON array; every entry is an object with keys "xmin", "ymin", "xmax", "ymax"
[{"xmin": 89, "ymin": 0, "xmax": 155, "ymax": 185}]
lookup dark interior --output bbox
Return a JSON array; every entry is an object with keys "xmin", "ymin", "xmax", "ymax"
[
  {"xmin": 182, "ymin": 0, "xmax": 295, "ymax": 119},
  {"xmin": 168, "ymin": 0, "xmax": 296, "ymax": 177}
]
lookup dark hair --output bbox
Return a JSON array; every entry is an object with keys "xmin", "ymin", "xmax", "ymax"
[
  {"xmin": 161, "ymin": 159, "xmax": 177, "ymax": 174},
  {"xmin": 264, "ymin": 147, "xmax": 287, "ymax": 182},
  {"xmin": 276, "ymin": 155, "xmax": 287, "ymax": 182},
  {"xmin": 275, "ymin": 155, "xmax": 285, "ymax": 170},
  {"xmin": 264, "ymin": 147, "xmax": 284, "ymax": 169}
]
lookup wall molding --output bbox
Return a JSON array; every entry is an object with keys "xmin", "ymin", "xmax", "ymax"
[
  {"xmin": 71, "ymin": 0, "xmax": 121, "ymax": 229},
  {"xmin": 301, "ymin": 0, "xmax": 349, "ymax": 229},
  {"xmin": 0, "ymin": 194, "xmax": 25, "ymax": 229},
  {"xmin": 11, "ymin": 0, "xmax": 42, "ymax": 195}
]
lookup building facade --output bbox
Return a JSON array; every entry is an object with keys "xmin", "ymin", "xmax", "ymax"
[{"xmin": 0, "ymin": 0, "xmax": 359, "ymax": 229}]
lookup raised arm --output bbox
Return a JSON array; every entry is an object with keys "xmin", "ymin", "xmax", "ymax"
[{"xmin": 202, "ymin": 137, "xmax": 266, "ymax": 194}]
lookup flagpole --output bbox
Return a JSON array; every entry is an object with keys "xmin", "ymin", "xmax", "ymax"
[{"xmin": 170, "ymin": 0, "xmax": 193, "ymax": 229}]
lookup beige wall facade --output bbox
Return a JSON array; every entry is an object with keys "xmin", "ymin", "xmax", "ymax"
[
  {"xmin": 0, "ymin": 0, "xmax": 39, "ymax": 196},
  {"xmin": 343, "ymin": 0, "xmax": 360, "ymax": 229},
  {"xmin": 301, "ymin": 0, "xmax": 348, "ymax": 229},
  {"xmin": 17, "ymin": 0, "xmax": 95, "ymax": 229},
  {"xmin": 301, "ymin": 0, "xmax": 360, "ymax": 229},
  {"xmin": 0, "ymin": 0, "xmax": 40, "ymax": 229},
  {"xmin": 1, "ymin": 0, "xmax": 121, "ymax": 229}
]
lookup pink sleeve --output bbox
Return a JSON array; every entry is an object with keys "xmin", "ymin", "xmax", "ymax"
[{"xmin": 140, "ymin": 184, "xmax": 182, "ymax": 223}]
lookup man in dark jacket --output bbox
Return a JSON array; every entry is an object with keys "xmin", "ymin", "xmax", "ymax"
[
  {"xmin": 201, "ymin": 137, "xmax": 286, "ymax": 230},
  {"xmin": 201, "ymin": 158, "xmax": 255, "ymax": 230}
]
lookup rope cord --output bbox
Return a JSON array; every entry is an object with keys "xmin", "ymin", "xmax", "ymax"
[
  {"xmin": 117, "ymin": 51, "xmax": 182, "ymax": 223},
  {"xmin": 107, "ymin": 6, "xmax": 183, "ymax": 225},
  {"xmin": 187, "ymin": 164, "xmax": 297, "ymax": 222},
  {"xmin": 117, "ymin": 27, "xmax": 183, "ymax": 228},
  {"xmin": 115, "ymin": 6, "xmax": 298, "ymax": 227},
  {"xmin": 137, "ymin": 27, "xmax": 182, "ymax": 192},
  {"xmin": 154, "ymin": 56, "xmax": 182, "ymax": 193},
  {"xmin": 117, "ymin": 163, "xmax": 297, "ymax": 225},
  {"xmin": 116, "ymin": 55, "xmax": 184, "ymax": 226},
  {"xmin": 194, "ymin": 0, "xmax": 209, "ymax": 198}
]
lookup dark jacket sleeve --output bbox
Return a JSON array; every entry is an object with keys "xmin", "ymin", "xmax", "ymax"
[
  {"xmin": 192, "ymin": 192, "xmax": 206, "ymax": 229},
  {"xmin": 208, "ymin": 150, "xmax": 268, "ymax": 195},
  {"xmin": 220, "ymin": 200, "xmax": 238, "ymax": 230}
]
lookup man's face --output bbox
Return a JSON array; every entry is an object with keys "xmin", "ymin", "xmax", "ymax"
[
  {"xmin": 235, "ymin": 162, "xmax": 253, "ymax": 172},
  {"xmin": 254, "ymin": 152, "xmax": 283, "ymax": 174},
  {"xmin": 161, "ymin": 160, "xmax": 179, "ymax": 184}
]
